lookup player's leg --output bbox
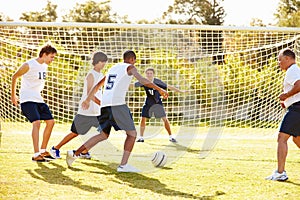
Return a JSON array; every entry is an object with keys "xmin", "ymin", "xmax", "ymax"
[
  {"xmin": 38, "ymin": 103, "xmax": 55, "ymax": 160},
  {"xmin": 75, "ymin": 131, "xmax": 109, "ymax": 156},
  {"xmin": 161, "ymin": 117, "xmax": 177, "ymax": 142},
  {"xmin": 137, "ymin": 105, "xmax": 150, "ymax": 142},
  {"xmin": 21, "ymin": 102, "xmax": 47, "ymax": 162},
  {"xmin": 32, "ymin": 120, "xmax": 41, "ymax": 154},
  {"xmin": 137, "ymin": 117, "xmax": 147, "ymax": 142},
  {"xmin": 121, "ymin": 130, "xmax": 137, "ymax": 165},
  {"xmin": 54, "ymin": 132, "xmax": 78, "ymax": 150},
  {"xmin": 292, "ymin": 136, "xmax": 300, "ymax": 148},
  {"xmin": 66, "ymin": 131, "xmax": 109, "ymax": 167},
  {"xmin": 277, "ymin": 132, "xmax": 290, "ymax": 173}
]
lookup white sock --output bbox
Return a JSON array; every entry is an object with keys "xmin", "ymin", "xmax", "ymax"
[
  {"xmin": 34, "ymin": 152, "xmax": 40, "ymax": 157},
  {"xmin": 169, "ymin": 135, "xmax": 173, "ymax": 139},
  {"xmin": 139, "ymin": 136, "xmax": 144, "ymax": 139},
  {"xmin": 40, "ymin": 149, "xmax": 46, "ymax": 153}
]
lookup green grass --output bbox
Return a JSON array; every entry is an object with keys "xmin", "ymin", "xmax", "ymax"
[{"xmin": 0, "ymin": 125, "xmax": 299, "ymax": 200}]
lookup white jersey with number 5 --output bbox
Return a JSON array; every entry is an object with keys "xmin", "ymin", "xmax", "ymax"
[
  {"xmin": 20, "ymin": 58, "xmax": 47, "ymax": 103},
  {"xmin": 101, "ymin": 63, "xmax": 133, "ymax": 107}
]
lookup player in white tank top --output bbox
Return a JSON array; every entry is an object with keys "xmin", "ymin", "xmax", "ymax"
[
  {"xmin": 19, "ymin": 58, "xmax": 48, "ymax": 103},
  {"xmin": 51, "ymin": 51, "xmax": 108, "ymax": 159},
  {"xmin": 101, "ymin": 63, "xmax": 133, "ymax": 107},
  {"xmin": 77, "ymin": 69, "xmax": 104, "ymax": 116},
  {"xmin": 68, "ymin": 50, "xmax": 169, "ymax": 172},
  {"xmin": 11, "ymin": 44, "xmax": 57, "ymax": 162}
]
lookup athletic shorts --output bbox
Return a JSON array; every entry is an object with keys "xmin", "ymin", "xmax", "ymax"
[
  {"xmin": 20, "ymin": 102, "xmax": 53, "ymax": 123},
  {"xmin": 97, "ymin": 105, "xmax": 136, "ymax": 134},
  {"xmin": 279, "ymin": 103, "xmax": 300, "ymax": 137},
  {"xmin": 70, "ymin": 114, "xmax": 100, "ymax": 135},
  {"xmin": 141, "ymin": 104, "xmax": 166, "ymax": 118}
]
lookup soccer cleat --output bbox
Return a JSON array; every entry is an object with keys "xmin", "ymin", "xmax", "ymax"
[
  {"xmin": 117, "ymin": 164, "xmax": 141, "ymax": 173},
  {"xmin": 79, "ymin": 152, "xmax": 92, "ymax": 159},
  {"xmin": 136, "ymin": 138, "xmax": 144, "ymax": 142},
  {"xmin": 169, "ymin": 138, "xmax": 177, "ymax": 143},
  {"xmin": 66, "ymin": 150, "xmax": 77, "ymax": 167},
  {"xmin": 32, "ymin": 154, "xmax": 48, "ymax": 162},
  {"xmin": 40, "ymin": 151, "xmax": 56, "ymax": 160},
  {"xmin": 50, "ymin": 146, "xmax": 61, "ymax": 159},
  {"xmin": 265, "ymin": 170, "xmax": 288, "ymax": 181}
]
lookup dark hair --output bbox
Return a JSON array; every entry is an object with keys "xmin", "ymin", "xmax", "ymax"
[
  {"xmin": 145, "ymin": 67, "xmax": 155, "ymax": 74},
  {"xmin": 281, "ymin": 48, "xmax": 295, "ymax": 60},
  {"xmin": 39, "ymin": 44, "xmax": 57, "ymax": 57},
  {"xmin": 123, "ymin": 50, "xmax": 136, "ymax": 60},
  {"xmin": 92, "ymin": 51, "xmax": 108, "ymax": 65}
]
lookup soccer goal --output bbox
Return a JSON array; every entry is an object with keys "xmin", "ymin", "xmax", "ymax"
[{"xmin": 0, "ymin": 22, "xmax": 300, "ymax": 137}]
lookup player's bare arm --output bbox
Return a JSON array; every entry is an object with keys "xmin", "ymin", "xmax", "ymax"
[
  {"xmin": 11, "ymin": 63, "xmax": 29, "ymax": 106},
  {"xmin": 127, "ymin": 65, "xmax": 169, "ymax": 99},
  {"xmin": 279, "ymin": 80, "xmax": 300, "ymax": 101},
  {"xmin": 82, "ymin": 76, "xmax": 106, "ymax": 109},
  {"xmin": 167, "ymin": 84, "xmax": 188, "ymax": 93},
  {"xmin": 86, "ymin": 73, "xmax": 101, "ymax": 105}
]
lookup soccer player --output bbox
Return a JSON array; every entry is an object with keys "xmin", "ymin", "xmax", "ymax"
[
  {"xmin": 50, "ymin": 51, "xmax": 108, "ymax": 159},
  {"xmin": 134, "ymin": 67, "xmax": 187, "ymax": 143},
  {"xmin": 66, "ymin": 50, "xmax": 169, "ymax": 172},
  {"xmin": 11, "ymin": 44, "xmax": 57, "ymax": 162},
  {"xmin": 266, "ymin": 48, "xmax": 300, "ymax": 181}
]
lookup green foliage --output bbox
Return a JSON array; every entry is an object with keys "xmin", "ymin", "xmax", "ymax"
[
  {"xmin": 162, "ymin": 0, "xmax": 225, "ymax": 25},
  {"xmin": 20, "ymin": 0, "xmax": 58, "ymax": 22},
  {"xmin": 275, "ymin": 0, "xmax": 300, "ymax": 27},
  {"xmin": 62, "ymin": 0, "xmax": 117, "ymax": 23}
]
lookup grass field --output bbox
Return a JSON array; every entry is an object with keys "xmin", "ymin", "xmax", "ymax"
[{"xmin": 0, "ymin": 124, "xmax": 299, "ymax": 200}]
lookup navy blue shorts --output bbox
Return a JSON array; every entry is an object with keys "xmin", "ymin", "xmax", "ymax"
[
  {"xmin": 141, "ymin": 104, "xmax": 166, "ymax": 118},
  {"xmin": 71, "ymin": 114, "xmax": 100, "ymax": 135},
  {"xmin": 20, "ymin": 102, "xmax": 53, "ymax": 123},
  {"xmin": 97, "ymin": 105, "xmax": 136, "ymax": 134},
  {"xmin": 279, "ymin": 103, "xmax": 300, "ymax": 137}
]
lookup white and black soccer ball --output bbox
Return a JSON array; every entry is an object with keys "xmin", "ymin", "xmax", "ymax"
[{"xmin": 151, "ymin": 151, "xmax": 167, "ymax": 167}]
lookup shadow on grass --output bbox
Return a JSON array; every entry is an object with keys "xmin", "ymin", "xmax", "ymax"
[
  {"xmin": 80, "ymin": 161, "xmax": 224, "ymax": 200},
  {"xmin": 25, "ymin": 162, "xmax": 102, "ymax": 192}
]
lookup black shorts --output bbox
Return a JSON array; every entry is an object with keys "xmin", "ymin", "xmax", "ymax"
[
  {"xmin": 141, "ymin": 104, "xmax": 166, "ymax": 118},
  {"xmin": 70, "ymin": 114, "xmax": 100, "ymax": 135},
  {"xmin": 97, "ymin": 105, "xmax": 136, "ymax": 134},
  {"xmin": 21, "ymin": 102, "xmax": 53, "ymax": 123},
  {"xmin": 279, "ymin": 103, "xmax": 300, "ymax": 137}
]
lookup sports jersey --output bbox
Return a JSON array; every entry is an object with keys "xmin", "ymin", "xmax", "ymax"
[
  {"xmin": 135, "ymin": 78, "xmax": 167, "ymax": 106},
  {"xmin": 101, "ymin": 63, "xmax": 133, "ymax": 107},
  {"xmin": 20, "ymin": 58, "xmax": 47, "ymax": 103},
  {"xmin": 283, "ymin": 64, "xmax": 300, "ymax": 108},
  {"xmin": 77, "ymin": 69, "xmax": 104, "ymax": 116}
]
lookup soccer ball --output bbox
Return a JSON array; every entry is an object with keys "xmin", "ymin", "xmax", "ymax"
[{"xmin": 151, "ymin": 151, "xmax": 167, "ymax": 167}]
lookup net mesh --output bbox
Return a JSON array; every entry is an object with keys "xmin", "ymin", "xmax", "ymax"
[{"xmin": 1, "ymin": 22, "xmax": 300, "ymax": 135}]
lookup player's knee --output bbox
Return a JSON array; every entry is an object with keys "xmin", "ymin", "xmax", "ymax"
[
  {"xmin": 32, "ymin": 120, "xmax": 41, "ymax": 127},
  {"xmin": 277, "ymin": 132, "xmax": 289, "ymax": 143},
  {"xmin": 46, "ymin": 119, "xmax": 55, "ymax": 126}
]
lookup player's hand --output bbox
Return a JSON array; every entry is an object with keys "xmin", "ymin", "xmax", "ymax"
[
  {"xmin": 159, "ymin": 89, "xmax": 169, "ymax": 99},
  {"xmin": 82, "ymin": 100, "xmax": 90, "ymax": 110},
  {"xmin": 279, "ymin": 93, "xmax": 288, "ymax": 101},
  {"xmin": 11, "ymin": 95, "xmax": 19, "ymax": 106}
]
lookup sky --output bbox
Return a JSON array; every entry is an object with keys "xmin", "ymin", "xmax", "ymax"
[{"xmin": 0, "ymin": 0, "xmax": 280, "ymax": 26}]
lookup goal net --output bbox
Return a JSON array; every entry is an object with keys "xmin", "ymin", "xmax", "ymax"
[{"xmin": 1, "ymin": 22, "xmax": 300, "ymax": 137}]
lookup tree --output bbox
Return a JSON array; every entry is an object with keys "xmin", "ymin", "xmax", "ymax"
[
  {"xmin": 62, "ymin": 0, "xmax": 117, "ymax": 23},
  {"xmin": 0, "ymin": 13, "xmax": 13, "ymax": 22},
  {"xmin": 162, "ymin": 0, "xmax": 225, "ymax": 25},
  {"xmin": 19, "ymin": 1, "xmax": 57, "ymax": 22},
  {"xmin": 275, "ymin": 0, "xmax": 300, "ymax": 27}
]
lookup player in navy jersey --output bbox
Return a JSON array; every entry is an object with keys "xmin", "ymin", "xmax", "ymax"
[{"xmin": 134, "ymin": 67, "xmax": 187, "ymax": 143}]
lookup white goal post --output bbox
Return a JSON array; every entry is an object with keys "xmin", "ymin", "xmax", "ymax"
[{"xmin": 1, "ymin": 22, "xmax": 300, "ymax": 135}]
